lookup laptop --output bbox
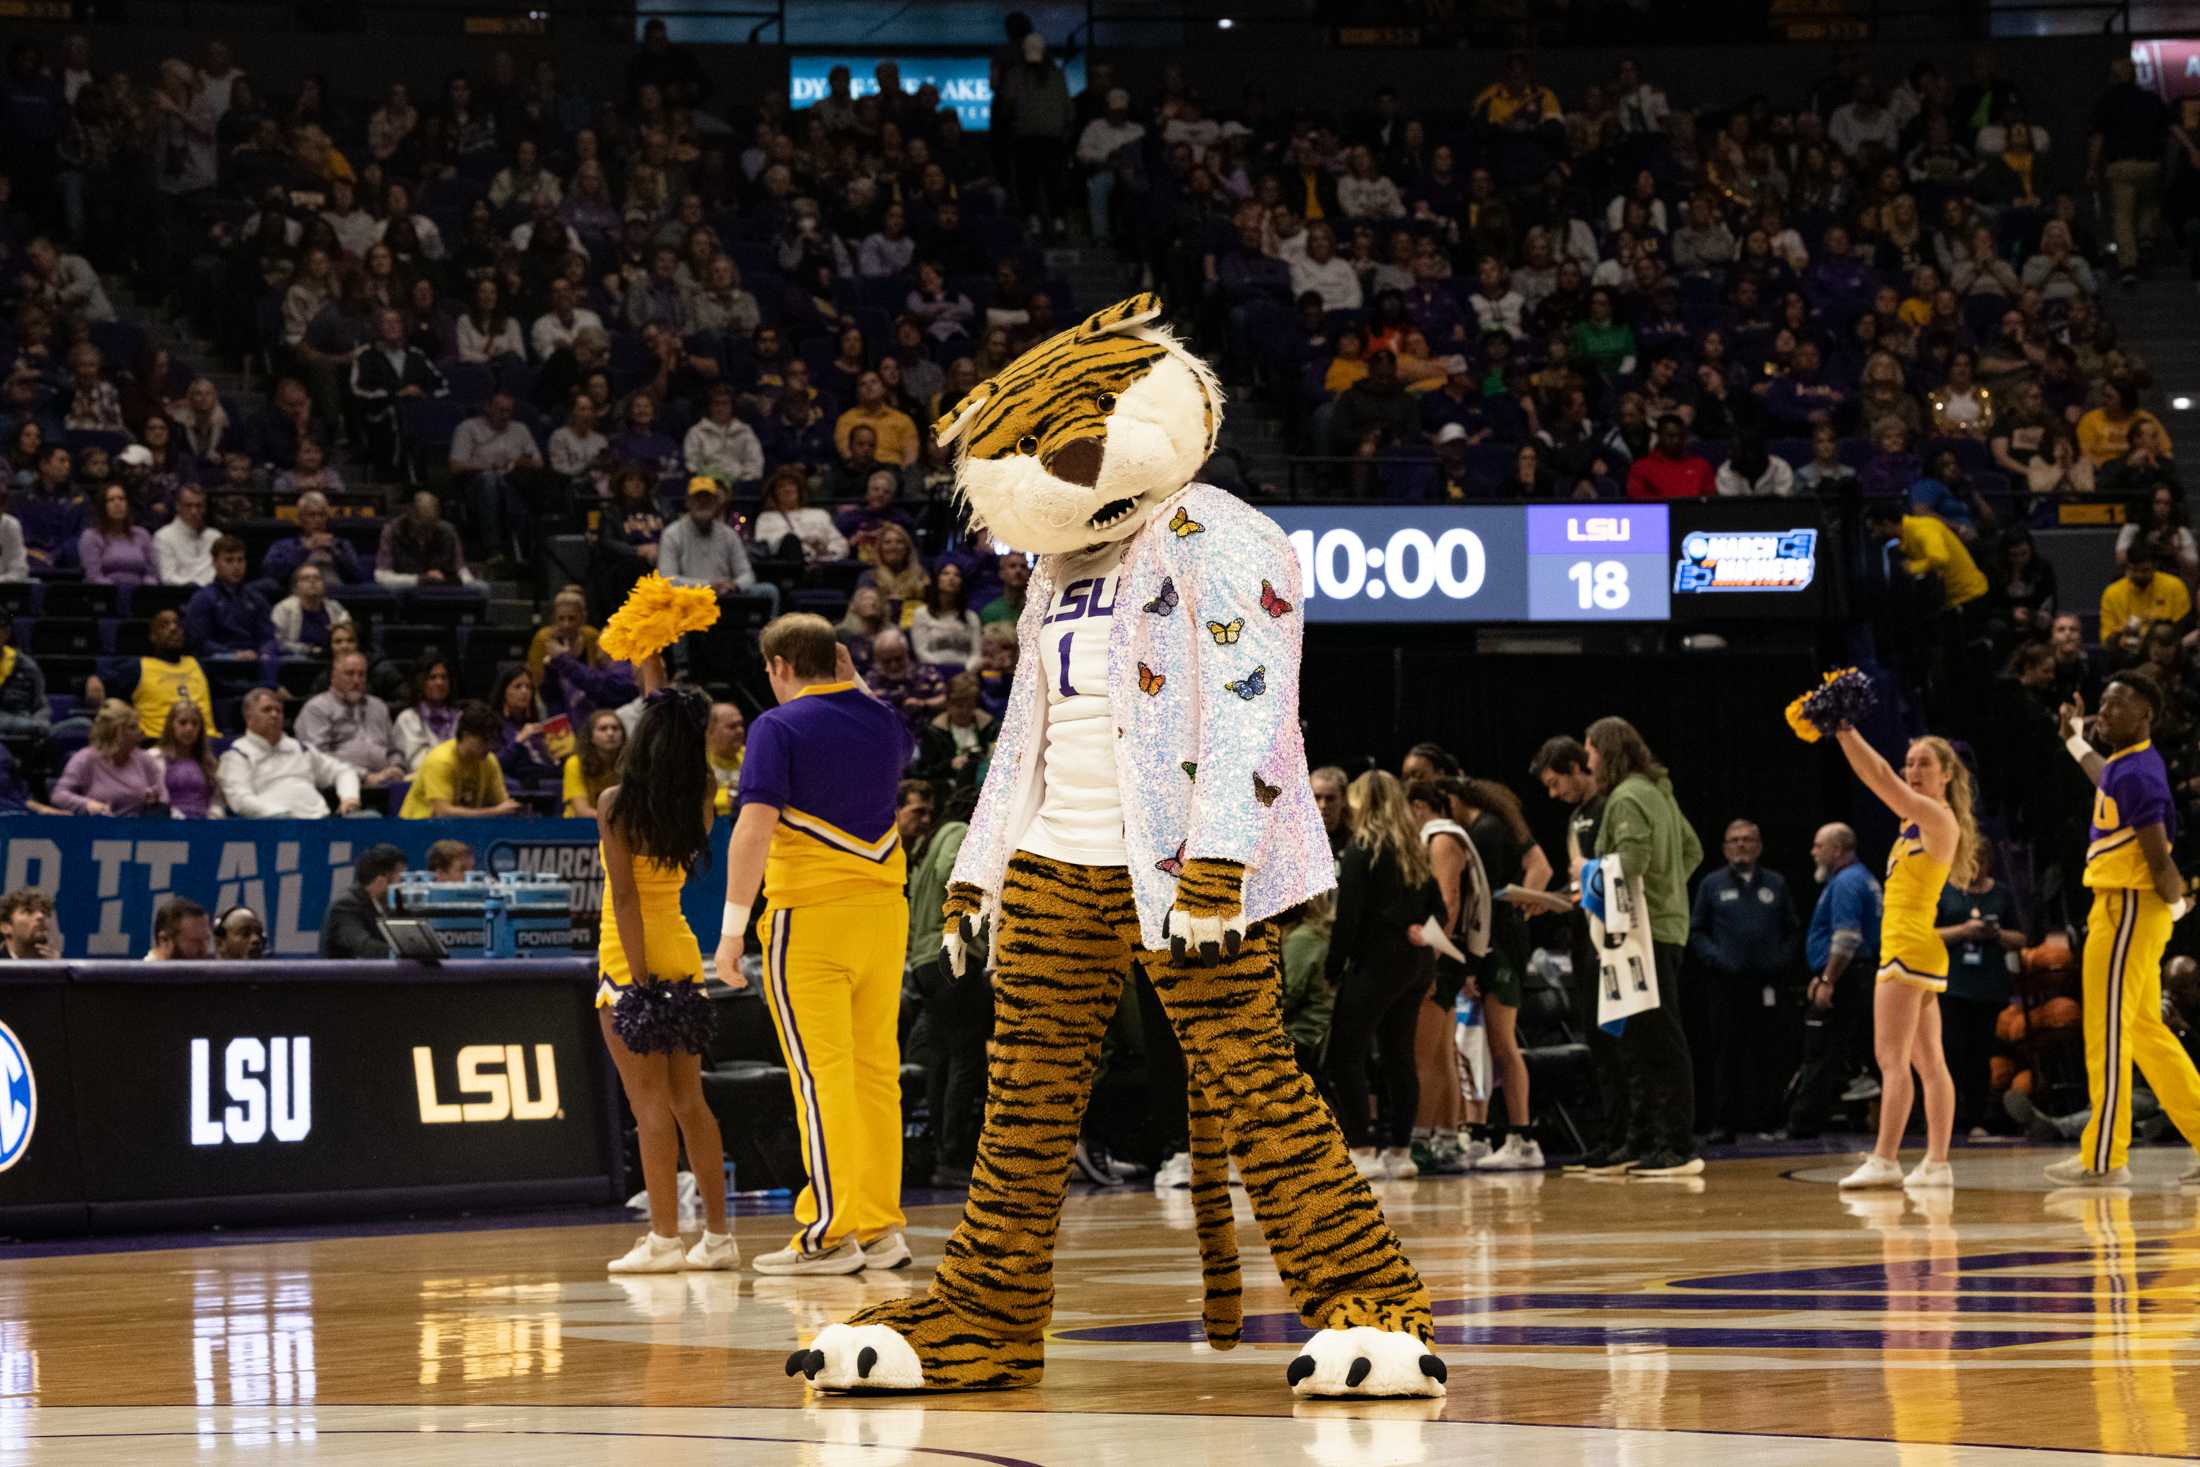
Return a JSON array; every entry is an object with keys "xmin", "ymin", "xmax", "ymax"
[{"xmin": 380, "ymin": 917, "xmax": 450, "ymax": 962}]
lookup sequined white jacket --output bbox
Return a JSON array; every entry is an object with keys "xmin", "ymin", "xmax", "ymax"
[{"xmin": 950, "ymin": 484, "xmax": 1335, "ymax": 952}]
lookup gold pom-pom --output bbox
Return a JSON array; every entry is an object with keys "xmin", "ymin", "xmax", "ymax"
[
  {"xmin": 1785, "ymin": 692, "xmax": 1823, "ymax": 744},
  {"xmin": 598, "ymin": 574, "xmax": 722, "ymax": 664},
  {"xmin": 1786, "ymin": 667, "xmax": 1875, "ymax": 743}
]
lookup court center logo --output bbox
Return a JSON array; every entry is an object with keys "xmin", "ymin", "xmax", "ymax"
[
  {"xmin": 413, "ymin": 1044, "xmax": 562, "ymax": 1124},
  {"xmin": 0, "ymin": 1021, "xmax": 36, "ymax": 1173}
]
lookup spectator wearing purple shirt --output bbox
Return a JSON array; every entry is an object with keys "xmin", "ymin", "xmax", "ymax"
[
  {"xmin": 51, "ymin": 700, "xmax": 167, "ymax": 816},
  {"xmin": 155, "ymin": 700, "xmax": 225, "ymax": 818},
  {"xmin": 1762, "ymin": 341, "xmax": 1854, "ymax": 432},
  {"xmin": 184, "ymin": 535, "xmax": 280, "ymax": 673},
  {"xmin": 16, "ymin": 445, "xmax": 82, "ymax": 573},
  {"xmin": 78, "ymin": 484, "xmax": 157, "ymax": 585},
  {"xmin": 864, "ymin": 627, "xmax": 946, "ymax": 740},
  {"xmin": 262, "ymin": 491, "xmax": 369, "ymax": 588},
  {"xmin": 1402, "ymin": 267, "xmax": 1467, "ymax": 347},
  {"xmin": 1803, "ymin": 226, "xmax": 1876, "ymax": 320},
  {"xmin": 606, "ymin": 393, "xmax": 681, "ymax": 477}
]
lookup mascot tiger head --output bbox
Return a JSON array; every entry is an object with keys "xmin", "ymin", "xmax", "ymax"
[{"xmin": 933, "ymin": 293, "xmax": 1223, "ymax": 555}]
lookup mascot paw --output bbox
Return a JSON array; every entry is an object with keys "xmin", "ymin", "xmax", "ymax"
[
  {"xmin": 1166, "ymin": 858, "xmax": 1247, "ymax": 966},
  {"xmin": 939, "ymin": 883, "xmax": 987, "ymax": 978},
  {"xmin": 788, "ymin": 1323, "xmax": 927, "ymax": 1392},
  {"xmin": 1285, "ymin": 1327, "xmax": 1447, "ymax": 1399}
]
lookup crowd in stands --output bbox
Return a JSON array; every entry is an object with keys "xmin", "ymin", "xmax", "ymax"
[{"xmin": 0, "ymin": 26, "xmax": 2192, "ymax": 872}]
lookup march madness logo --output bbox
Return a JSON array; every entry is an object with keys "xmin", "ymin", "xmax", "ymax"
[
  {"xmin": 0, "ymin": 1021, "xmax": 34, "ymax": 1173},
  {"xmin": 482, "ymin": 838, "xmax": 600, "ymax": 948},
  {"xmin": 1673, "ymin": 529, "xmax": 1818, "ymax": 593}
]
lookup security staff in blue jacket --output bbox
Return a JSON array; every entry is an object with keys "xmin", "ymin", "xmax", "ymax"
[
  {"xmin": 1786, "ymin": 822, "xmax": 1883, "ymax": 1139},
  {"xmin": 1688, "ymin": 820, "xmax": 1801, "ymax": 1139}
]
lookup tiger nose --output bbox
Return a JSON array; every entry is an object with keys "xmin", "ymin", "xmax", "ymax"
[{"xmin": 1044, "ymin": 437, "xmax": 1104, "ymax": 488}]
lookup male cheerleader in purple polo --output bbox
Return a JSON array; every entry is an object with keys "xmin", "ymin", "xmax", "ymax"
[
  {"xmin": 2049, "ymin": 670, "xmax": 2200, "ymax": 1186},
  {"xmin": 714, "ymin": 614, "xmax": 916, "ymax": 1273}
]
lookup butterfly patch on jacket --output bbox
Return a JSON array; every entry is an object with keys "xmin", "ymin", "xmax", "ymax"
[
  {"xmin": 1144, "ymin": 577, "xmax": 1179, "ymax": 616},
  {"xmin": 1259, "ymin": 579, "xmax": 1293, "ymax": 618},
  {"xmin": 1224, "ymin": 665, "xmax": 1267, "ymax": 700},
  {"xmin": 1252, "ymin": 772, "xmax": 1280, "ymax": 806},
  {"xmin": 1207, "ymin": 617, "xmax": 1243, "ymax": 645},
  {"xmin": 1156, "ymin": 842, "xmax": 1187, "ymax": 877},
  {"xmin": 1169, "ymin": 506, "xmax": 1204, "ymax": 538},
  {"xmin": 1138, "ymin": 662, "xmax": 1166, "ymax": 695}
]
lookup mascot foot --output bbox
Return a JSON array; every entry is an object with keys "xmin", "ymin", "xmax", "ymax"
[
  {"xmin": 1285, "ymin": 1327, "xmax": 1447, "ymax": 1399},
  {"xmin": 793, "ymin": 1296, "xmax": 1043, "ymax": 1393},
  {"xmin": 786, "ymin": 1323, "xmax": 926, "ymax": 1392}
]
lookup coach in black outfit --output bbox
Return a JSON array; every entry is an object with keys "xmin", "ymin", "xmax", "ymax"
[{"xmin": 321, "ymin": 844, "xmax": 408, "ymax": 959}]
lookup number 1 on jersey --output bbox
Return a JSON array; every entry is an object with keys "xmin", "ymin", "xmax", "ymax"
[{"xmin": 1057, "ymin": 631, "xmax": 1076, "ymax": 697}]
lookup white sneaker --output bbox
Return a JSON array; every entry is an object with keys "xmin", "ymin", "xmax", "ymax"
[
  {"xmin": 1154, "ymin": 1151, "xmax": 1193, "ymax": 1189},
  {"xmin": 1475, "ymin": 1135, "xmax": 1544, "ymax": 1171},
  {"xmin": 2043, "ymin": 1155, "xmax": 2131, "ymax": 1187},
  {"xmin": 1839, "ymin": 1154, "xmax": 1905, "ymax": 1189},
  {"xmin": 751, "ymin": 1239, "xmax": 868, "ymax": 1276},
  {"xmin": 859, "ymin": 1231, "xmax": 912, "ymax": 1270},
  {"xmin": 1350, "ymin": 1146, "xmax": 1387, "ymax": 1180},
  {"xmin": 1457, "ymin": 1134, "xmax": 1493, "ymax": 1166},
  {"xmin": 1381, "ymin": 1146, "xmax": 1419, "ymax": 1179},
  {"xmin": 1903, "ymin": 1160, "xmax": 1954, "ymax": 1189},
  {"xmin": 684, "ymin": 1231, "xmax": 740, "ymax": 1271},
  {"xmin": 608, "ymin": 1231, "xmax": 687, "ymax": 1274},
  {"xmin": 1841, "ymin": 1075, "xmax": 1883, "ymax": 1102}
]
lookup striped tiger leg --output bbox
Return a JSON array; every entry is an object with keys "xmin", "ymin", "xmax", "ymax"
[
  {"xmin": 1143, "ymin": 924, "xmax": 1435, "ymax": 1345},
  {"xmin": 1186, "ymin": 1076, "xmax": 1244, "ymax": 1348},
  {"xmin": 841, "ymin": 854, "xmax": 1135, "ymax": 1390}
]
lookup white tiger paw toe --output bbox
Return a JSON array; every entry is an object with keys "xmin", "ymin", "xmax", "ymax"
[
  {"xmin": 1285, "ymin": 1326, "xmax": 1446, "ymax": 1398},
  {"xmin": 786, "ymin": 1323, "xmax": 926, "ymax": 1392}
]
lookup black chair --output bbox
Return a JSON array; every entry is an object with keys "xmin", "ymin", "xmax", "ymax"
[
  {"xmin": 126, "ymin": 584, "xmax": 195, "ymax": 620},
  {"xmin": 38, "ymin": 582, "xmax": 120, "ymax": 619},
  {"xmin": 1516, "ymin": 954, "xmax": 1594, "ymax": 1156}
]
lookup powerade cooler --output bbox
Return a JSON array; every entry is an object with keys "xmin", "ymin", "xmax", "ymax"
[{"xmin": 389, "ymin": 872, "xmax": 581, "ymax": 958}]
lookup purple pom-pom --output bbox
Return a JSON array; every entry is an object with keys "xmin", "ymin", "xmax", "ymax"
[
  {"xmin": 610, "ymin": 979, "xmax": 718, "ymax": 1055},
  {"xmin": 1801, "ymin": 669, "xmax": 1878, "ymax": 735}
]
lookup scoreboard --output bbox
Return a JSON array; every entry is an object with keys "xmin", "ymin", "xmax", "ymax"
[{"xmin": 1267, "ymin": 501, "xmax": 1828, "ymax": 624}]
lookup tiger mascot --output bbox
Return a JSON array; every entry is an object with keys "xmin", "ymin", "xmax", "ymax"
[{"xmin": 787, "ymin": 295, "xmax": 1445, "ymax": 1399}]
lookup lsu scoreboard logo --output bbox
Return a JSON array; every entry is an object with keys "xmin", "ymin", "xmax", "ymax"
[{"xmin": 1674, "ymin": 528, "xmax": 1818, "ymax": 593}]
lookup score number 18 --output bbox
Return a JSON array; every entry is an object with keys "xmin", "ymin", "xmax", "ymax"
[{"xmin": 1565, "ymin": 560, "xmax": 1632, "ymax": 611}]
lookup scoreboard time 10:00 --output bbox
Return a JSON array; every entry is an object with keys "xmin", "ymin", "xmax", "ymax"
[{"xmin": 1270, "ymin": 505, "xmax": 1671, "ymax": 624}]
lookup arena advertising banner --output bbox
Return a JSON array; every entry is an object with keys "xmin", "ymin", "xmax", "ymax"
[
  {"xmin": 1266, "ymin": 505, "xmax": 1671, "ymax": 624},
  {"xmin": 0, "ymin": 817, "xmax": 737, "ymax": 960},
  {"xmin": 2133, "ymin": 40, "xmax": 2200, "ymax": 102},
  {"xmin": 0, "ymin": 962, "xmax": 619, "ymax": 1232},
  {"xmin": 786, "ymin": 54, "xmax": 1087, "ymax": 132}
]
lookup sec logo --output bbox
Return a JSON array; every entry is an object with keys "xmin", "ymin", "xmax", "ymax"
[{"xmin": 0, "ymin": 1020, "xmax": 37, "ymax": 1173}]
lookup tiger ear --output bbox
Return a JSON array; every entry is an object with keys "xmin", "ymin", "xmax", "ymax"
[
  {"xmin": 932, "ymin": 383, "xmax": 992, "ymax": 449},
  {"xmin": 1075, "ymin": 293, "xmax": 1165, "ymax": 340}
]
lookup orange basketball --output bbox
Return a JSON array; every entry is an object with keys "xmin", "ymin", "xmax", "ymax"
[
  {"xmin": 1995, "ymin": 1005, "xmax": 2028, "ymax": 1043},
  {"xmin": 2035, "ymin": 997, "xmax": 2082, "ymax": 1031},
  {"xmin": 1990, "ymin": 1055, "xmax": 2015, "ymax": 1091},
  {"xmin": 2012, "ymin": 1068, "xmax": 2034, "ymax": 1095},
  {"xmin": 2024, "ymin": 935, "xmax": 2075, "ymax": 973}
]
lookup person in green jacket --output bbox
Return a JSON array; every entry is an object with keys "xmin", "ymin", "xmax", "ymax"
[
  {"xmin": 1279, "ymin": 895, "xmax": 1337, "ymax": 1078},
  {"xmin": 1587, "ymin": 715, "xmax": 1705, "ymax": 1177},
  {"xmin": 904, "ymin": 785, "xmax": 991, "ymax": 1186}
]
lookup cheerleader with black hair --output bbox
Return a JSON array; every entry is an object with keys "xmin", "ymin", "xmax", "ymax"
[{"xmin": 594, "ymin": 578, "xmax": 739, "ymax": 1274}]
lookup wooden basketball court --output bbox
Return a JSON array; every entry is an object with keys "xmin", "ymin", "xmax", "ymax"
[{"xmin": 3, "ymin": 1149, "xmax": 2197, "ymax": 1463}]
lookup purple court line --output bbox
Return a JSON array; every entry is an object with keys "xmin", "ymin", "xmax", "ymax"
[
  {"xmin": 1055, "ymin": 1314, "xmax": 2087, "ymax": 1350},
  {"xmin": 8, "ymin": 1429, "xmax": 1042, "ymax": 1466},
  {"xmin": 24, "ymin": 1408, "xmax": 2181, "ymax": 1462}
]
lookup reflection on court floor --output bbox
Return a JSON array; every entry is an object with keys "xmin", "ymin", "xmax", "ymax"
[{"xmin": 3, "ymin": 1148, "xmax": 2198, "ymax": 1464}]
